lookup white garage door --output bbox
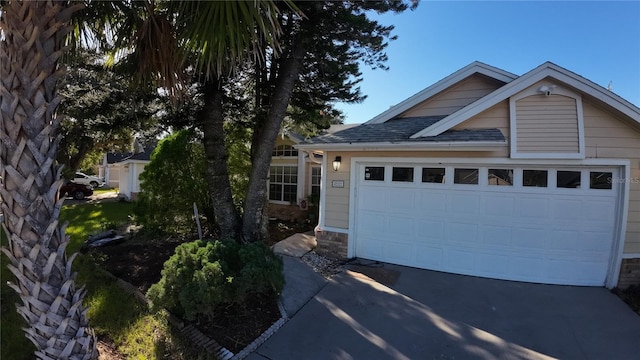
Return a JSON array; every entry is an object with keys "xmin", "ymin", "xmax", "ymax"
[{"xmin": 354, "ymin": 163, "xmax": 620, "ymax": 286}]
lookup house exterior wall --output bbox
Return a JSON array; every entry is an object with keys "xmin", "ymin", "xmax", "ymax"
[
  {"xmin": 107, "ymin": 165, "xmax": 120, "ymax": 188},
  {"xmin": 515, "ymin": 94, "xmax": 580, "ymax": 153},
  {"xmin": 582, "ymin": 99, "xmax": 640, "ymax": 254},
  {"xmin": 399, "ymin": 74, "xmax": 505, "ymax": 118},
  {"xmin": 321, "ymin": 97, "xmax": 640, "ymax": 258}
]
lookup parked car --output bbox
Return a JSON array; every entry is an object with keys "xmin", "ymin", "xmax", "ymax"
[
  {"xmin": 73, "ymin": 172, "xmax": 105, "ymax": 188},
  {"xmin": 59, "ymin": 182, "xmax": 93, "ymax": 200}
]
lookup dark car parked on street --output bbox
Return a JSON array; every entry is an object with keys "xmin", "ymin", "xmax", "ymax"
[{"xmin": 59, "ymin": 182, "xmax": 93, "ymax": 200}]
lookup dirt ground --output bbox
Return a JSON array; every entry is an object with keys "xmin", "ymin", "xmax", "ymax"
[{"xmin": 89, "ymin": 219, "xmax": 313, "ymax": 357}]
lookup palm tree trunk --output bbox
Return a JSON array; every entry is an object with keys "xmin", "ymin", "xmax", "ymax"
[
  {"xmin": 200, "ymin": 79, "xmax": 241, "ymax": 240},
  {"xmin": 242, "ymin": 44, "xmax": 306, "ymax": 243},
  {"xmin": 0, "ymin": 1, "xmax": 97, "ymax": 359}
]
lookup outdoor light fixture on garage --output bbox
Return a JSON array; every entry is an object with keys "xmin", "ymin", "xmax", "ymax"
[{"xmin": 332, "ymin": 156, "xmax": 342, "ymax": 171}]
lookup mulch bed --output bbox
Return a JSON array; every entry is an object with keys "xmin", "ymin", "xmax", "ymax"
[
  {"xmin": 612, "ymin": 285, "xmax": 640, "ymax": 316},
  {"xmin": 87, "ymin": 220, "xmax": 313, "ymax": 355}
]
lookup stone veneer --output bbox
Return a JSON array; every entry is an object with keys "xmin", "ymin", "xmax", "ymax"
[
  {"xmin": 617, "ymin": 258, "xmax": 640, "ymax": 289},
  {"xmin": 314, "ymin": 228, "xmax": 348, "ymax": 259}
]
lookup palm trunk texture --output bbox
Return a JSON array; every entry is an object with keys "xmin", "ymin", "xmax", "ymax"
[{"xmin": 1, "ymin": 1, "xmax": 97, "ymax": 359}]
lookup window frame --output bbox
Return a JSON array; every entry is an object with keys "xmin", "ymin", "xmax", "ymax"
[
  {"xmin": 268, "ymin": 165, "xmax": 298, "ymax": 203},
  {"xmin": 272, "ymin": 144, "xmax": 298, "ymax": 157}
]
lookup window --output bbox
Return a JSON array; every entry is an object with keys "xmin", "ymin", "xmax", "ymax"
[
  {"xmin": 523, "ymin": 170, "xmax": 548, "ymax": 187},
  {"xmin": 590, "ymin": 171, "xmax": 612, "ymax": 190},
  {"xmin": 422, "ymin": 168, "xmax": 445, "ymax": 183},
  {"xmin": 557, "ymin": 171, "xmax": 581, "ymax": 188},
  {"xmin": 311, "ymin": 167, "xmax": 321, "ymax": 196},
  {"xmin": 454, "ymin": 168, "xmax": 478, "ymax": 185},
  {"xmin": 364, "ymin": 166, "xmax": 385, "ymax": 181},
  {"xmin": 269, "ymin": 166, "xmax": 297, "ymax": 202},
  {"xmin": 392, "ymin": 167, "xmax": 414, "ymax": 182},
  {"xmin": 488, "ymin": 169, "xmax": 513, "ymax": 186},
  {"xmin": 272, "ymin": 145, "xmax": 298, "ymax": 157}
]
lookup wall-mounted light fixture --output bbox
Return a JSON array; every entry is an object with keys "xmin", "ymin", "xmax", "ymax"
[
  {"xmin": 332, "ymin": 156, "xmax": 342, "ymax": 172},
  {"xmin": 538, "ymin": 85, "xmax": 557, "ymax": 96}
]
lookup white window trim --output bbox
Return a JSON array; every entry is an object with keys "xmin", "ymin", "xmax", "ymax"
[
  {"xmin": 272, "ymin": 144, "xmax": 299, "ymax": 158},
  {"xmin": 509, "ymin": 84, "xmax": 585, "ymax": 159},
  {"xmin": 345, "ymin": 156, "xmax": 630, "ymax": 288},
  {"xmin": 310, "ymin": 165, "xmax": 322, "ymax": 197},
  {"xmin": 268, "ymin": 165, "xmax": 298, "ymax": 204}
]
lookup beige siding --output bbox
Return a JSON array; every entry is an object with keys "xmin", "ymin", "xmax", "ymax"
[
  {"xmin": 516, "ymin": 94, "xmax": 580, "ymax": 153},
  {"xmin": 583, "ymin": 99, "xmax": 640, "ymax": 253},
  {"xmin": 453, "ymin": 100, "xmax": 510, "ymax": 140},
  {"xmin": 399, "ymin": 74, "xmax": 505, "ymax": 118}
]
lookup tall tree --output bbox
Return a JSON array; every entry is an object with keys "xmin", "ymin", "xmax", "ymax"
[
  {"xmin": 241, "ymin": 1, "xmax": 414, "ymax": 242},
  {"xmin": 57, "ymin": 50, "xmax": 161, "ymax": 176},
  {"xmin": 0, "ymin": 1, "xmax": 97, "ymax": 359},
  {"xmin": 0, "ymin": 1, "xmax": 287, "ymax": 358}
]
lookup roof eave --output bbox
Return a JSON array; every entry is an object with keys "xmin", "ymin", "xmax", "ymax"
[
  {"xmin": 294, "ymin": 140, "xmax": 507, "ymax": 152},
  {"xmin": 366, "ymin": 62, "xmax": 518, "ymax": 125},
  {"xmin": 412, "ymin": 62, "xmax": 640, "ymax": 138}
]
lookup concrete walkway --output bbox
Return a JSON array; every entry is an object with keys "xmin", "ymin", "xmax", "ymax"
[
  {"xmin": 272, "ymin": 232, "xmax": 328, "ymax": 317},
  {"xmin": 250, "ymin": 261, "xmax": 640, "ymax": 360}
]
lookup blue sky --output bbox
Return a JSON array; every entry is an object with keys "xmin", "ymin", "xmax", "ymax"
[{"xmin": 335, "ymin": 1, "xmax": 640, "ymax": 124}]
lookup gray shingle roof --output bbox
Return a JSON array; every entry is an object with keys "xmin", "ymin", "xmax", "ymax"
[{"xmin": 300, "ymin": 117, "xmax": 505, "ymax": 145}]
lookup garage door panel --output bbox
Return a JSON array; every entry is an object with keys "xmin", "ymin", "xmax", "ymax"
[
  {"xmin": 510, "ymin": 256, "xmax": 545, "ymax": 277},
  {"xmin": 419, "ymin": 192, "xmax": 448, "ymax": 213},
  {"xmin": 418, "ymin": 219, "xmax": 445, "ymax": 243},
  {"xmin": 451, "ymin": 193, "xmax": 480, "ymax": 215},
  {"xmin": 551, "ymin": 199, "xmax": 584, "ymax": 221},
  {"xmin": 446, "ymin": 222, "xmax": 478, "ymax": 245},
  {"xmin": 359, "ymin": 189, "xmax": 385, "ymax": 210},
  {"xmin": 580, "ymin": 231, "xmax": 614, "ymax": 252},
  {"xmin": 584, "ymin": 200, "xmax": 616, "ymax": 222},
  {"xmin": 477, "ymin": 253, "xmax": 511, "ymax": 275},
  {"xmin": 512, "ymin": 228, "xmax": 547, "ymax": 249},
  {"xmin": 484, "ymin": 195, "xmax": 516, "ymax": 217},
  {"xmin": 446, "ymin": 250, "xmax": 476, "ymax": 272},
  {"xmin": 385, "ymin": 242, "xmax": 414, "ymax": 263},
  {"xmin": 358, "ymin": 211, "xmax": 385, "ymax": 233},
  {"xmin": 388, "ymin": 189, "xmax": 416, "ymax": 213},
  {"xmin": 547, "ymin": 230, "xmax": 579, "ymax": 250},
  {"xmin": 416, "ymin": 246, "xmax": 444, "ymax": 267},
  {"xmin": 385, "ymin": 215, "xmax": 413, "ymax": 237},
  {"xmin": 517, "ymin": 197, "xmax": 549, "ymax": 219},
  {"xmin": 355, "ymin": 164, "xmax": 619, "ymax": 286},
  {"xmin": 480, "ymin": 225, "xmax": 512, "ymax": 247}
]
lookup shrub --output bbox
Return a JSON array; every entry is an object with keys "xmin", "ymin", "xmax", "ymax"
[
  {"xmin": 134, "ymin": 130, "xmax": 214, "ymax": 235},
  {"xmin": 147, "ymin": 239, "xmax": 284, "ymax": 321}
]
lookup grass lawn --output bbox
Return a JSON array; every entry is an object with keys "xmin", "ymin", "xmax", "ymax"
[{"xmin": 1, "ymin": 201, "xmax": 200, "ymax": 359}]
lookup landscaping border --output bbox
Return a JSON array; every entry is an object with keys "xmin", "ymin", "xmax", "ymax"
[{"xmin": 103, "ymin": 266, "xmax": 289, "ymax": 360}]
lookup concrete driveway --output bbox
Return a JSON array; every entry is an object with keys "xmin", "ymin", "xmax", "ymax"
[{"xmin": 249, "ymin": 262, "xmax": 640, "ymax": 360}]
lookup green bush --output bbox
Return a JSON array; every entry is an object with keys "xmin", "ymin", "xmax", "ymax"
[
  {"xmin": 134, "ymin": 130, "xmax": 215, "ymax": 235},
  {"xmin": 147, "ymin": 239, "xmax": 284, "ymax": 321}
]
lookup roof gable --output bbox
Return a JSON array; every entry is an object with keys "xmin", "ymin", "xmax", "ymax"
[
  {"xmin": 412, "ymin": 62, "xmax": 640, "ymax": 138},
  {"xmin": 366, "ymin": 61, "xmax": 518, "ymax": 124}
]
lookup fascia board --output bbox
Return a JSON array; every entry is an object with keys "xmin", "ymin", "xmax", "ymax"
[
  {"xmin": 365, "ymin": 62, "xmax": 517, "ymax": 125},
  {"xmin": 294, "ymin": 140, "xmax": 507, "ymax": 152}
]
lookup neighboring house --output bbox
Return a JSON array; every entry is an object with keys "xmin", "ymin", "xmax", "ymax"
[
  {"xmin": 99, "ymin": 146, "xmax": 154, "ymax": 201},
  {"xmin": 296, "ymin": 61, "xmax": 640, "ymax": 289},
  {"xmin": 98, "ymin": 152, "xmax": 129, "ymax": 188},
  {"xmin": 268, "ymin": 125, "xmax": 359, "ymax": 220}
]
